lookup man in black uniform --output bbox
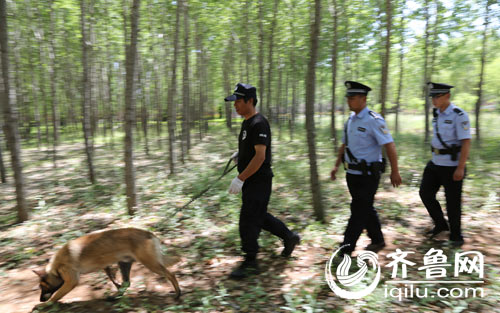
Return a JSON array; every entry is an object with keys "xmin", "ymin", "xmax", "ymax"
[
  {"xmin": 225, "ymin": 83, "xmax": 300, "ymax": 279},
  {"xmin": 419, "ymin": 82, "xmax": 471, "ymax": 246}
]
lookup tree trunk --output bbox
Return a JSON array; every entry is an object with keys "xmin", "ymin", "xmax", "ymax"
[
  {"xmin": 181, "ymin": 0, "xmax": 190, "ymax": 161},
  {"xmin": 89, "ymin": 2, "xmax": 98, "ymax": 138},
  {"xmin": 195, "ymin": 19, "xmax": 206, "ymax": 140},
  {"xmin": 380, "ymin": 0, "xmax": 392, "ymax": 118},
  {"xmin": 167, "ymin": 0, "xmax": 181, "ymax": 174},
  {"xmin": 395, "ymin": 1, "xmax": 405, "ymax": 134},
  {"xmin": 244, "ymin": 0, "xmax": 251, "ymax": 82},
  {"xmin": 266, "ymin": 0, "xmax": 279, "ymax": 121},
  {"xmin": 258, "ymin": 0, "xmax": 265, "ymax": 117},
  {"xmin": 124, "ymin": 0, "xmax": 141, "ymax": 215},
  {"xmin": 80, "ymin": 0, "xmax": 96, "ymax": 184},
  {"xmin": 0, "ymin": 129, "xmax": 5, "ymax": 183},
  {"xmin": 423, "ymin": 0, "xmax": 431, "ymax": 143},
  {"xmin": 475, "ymin": 0, "xmax": 491, "ymax": 144},
  {"xmin": 305, "ymin": 0, "xmax": 324, "ymax": 222},
  {"xmin": 277, "ymin": 58, "xmax": 283, "ymax": 138},
  {"xmin": 329, "ymin": 0, "xmax": 339, "ymax": 151},
  {"xmin": 0, "ymin": 0, "xmax": 29, "ymax": 222},
  {"xmin": 26, "ymin": 0, "xmax": 41, "ymax": 149},
  {"xmin": 36, "ymin": 5, "xmax": 49, "ymax": 146},
  {"xmin": 223, "ymin": 35, "xmax": 234, "ymax": 131},
  {"xmin": 289, "ymin": 0, "xmax": 297, "ymax": 140},
  {"xmin": 49, "ymin": 0, "xmax": 59, "ymax": 167},
  {"xmin": 104, "ymin": 0, "xmax": 115, "ymax": 146}
]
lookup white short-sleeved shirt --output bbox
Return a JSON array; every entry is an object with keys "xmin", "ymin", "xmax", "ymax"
[
  {"xmin": 342, "ymin": 107, "xmax": 394, "ymax": 175},
  {"xmin": 431, "ymin": 103, "xmax": 471, "ymax": 166}
]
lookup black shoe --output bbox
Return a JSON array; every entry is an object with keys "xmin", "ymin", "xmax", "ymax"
[
  {"xmin": 365, "ymin": 241, "xmax": 386, "ymax": 253},
  {"xmin": 281, "ymin": 232, "xmax": 300, "ymax": 257},
  {"xmin": 449, "ymin": 238, "xmax": 465, "ymax": 247},
  {"xmin": 337, "ymin": 245, "xmax": 352, "ymax": 257},
  {"xmin": 229, "ymin": 259, "xmax": 260, "ymax": 279},
  {"xmin": 425, "ymin": 225, "xmax": 449, "ymax": 239}
]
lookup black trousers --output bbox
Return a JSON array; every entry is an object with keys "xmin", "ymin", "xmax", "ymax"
[
  {"xmin": 342, "ymin": 173, "xmax": 384, "ymax": 253},
  {"xmin": 240, "ymin": 177, "xmax": 293, "ymax": 259},
  {"xmin": 419, "ymin": 161, "xmax": 464, "ymax": 241}
]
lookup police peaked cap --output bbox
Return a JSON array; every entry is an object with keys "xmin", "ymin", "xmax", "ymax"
[
  {"xmin": 428, "ymin": 82, "xmax": 454, "ymax": 96},
  {"xmin": 224, "ymin": 83, "xmax": 257, "ymax": 102},
  {"xmin": 345, "ymin": 81, "xmax": 372, "ymax": 97}
]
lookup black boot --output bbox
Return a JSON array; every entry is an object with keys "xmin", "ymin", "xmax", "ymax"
[
  {"xmin": 425, "ymin": 224, "xmax": 449, "ymax": 239},
  {"xmin": 229, "ymin": 258, "xmax": 260, "ymax": 279},
  {"xmin": 281, "ymin": 232, "xmax": 300, "ymax": 257},
  {"xmin": 365, "ymin": 241, "xmax": 386, "ymax": 253}
]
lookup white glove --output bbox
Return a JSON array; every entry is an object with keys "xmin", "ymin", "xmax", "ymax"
[
  {"xmin": 228, "ymin": 176, "xmax": 244, "ymax": 194},
  {"xmin": 231, "ymin": 151, "xmax": 238, "ymax": 164}
]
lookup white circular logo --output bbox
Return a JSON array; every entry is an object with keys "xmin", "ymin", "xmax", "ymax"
[
  {"xmin": 242, "ymin": 130, "xmax": 247, "ymax": 141},
  {"xmin": 325, "ymin": 245, "xmax": 381, "ymax": 299}
]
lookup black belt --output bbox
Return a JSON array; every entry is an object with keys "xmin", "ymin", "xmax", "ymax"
[
  {"xmin": 344, "ymin": 159, "xmax": 386, "ymax": 176},
  {"xmin": 431, "ymin": 146, "xmax": 461, "ymax": 155}
]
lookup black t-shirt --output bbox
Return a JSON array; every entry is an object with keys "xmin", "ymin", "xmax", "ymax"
[{"xmin": 238, "ymin": 113, "xmax": 273, "ymax": 181}]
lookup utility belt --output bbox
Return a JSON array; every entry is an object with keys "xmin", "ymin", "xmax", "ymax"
[
  {"xmin": 431, "ymin": 145, "xmax": 461, "ymax": 161},
  {"xmin": 342, "ymin": 157, "xmax": 386, "ymax": 176}
]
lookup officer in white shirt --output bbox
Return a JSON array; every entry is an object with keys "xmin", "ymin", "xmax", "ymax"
[
  {"xmin": 419, "ymin": 82, "xmax": 471, "ymax": 246},
  {"xmin": 331, "ymin": 81, "xmax": 402, "ymax": 255}
]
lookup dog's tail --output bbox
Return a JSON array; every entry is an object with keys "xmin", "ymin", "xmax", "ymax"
[
  {"xmin": 152, "ymin": 236, "xmax": 181, "ymax": 267},
  {"xmin": 163, "ymin": 254, "xmax": 181, "ymax": 267}
]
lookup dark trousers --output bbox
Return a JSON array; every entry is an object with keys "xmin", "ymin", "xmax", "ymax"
[
  {"xmin": 419, "ymin": 161, "xmax": 464, "ymax": 241},
  {"xmin": 240, "ymin": 177, "xmax": 293, "ymax": 259},
  {"xmin": 342, "ymin": 173, "xmax": 384, "ymax": 253}
]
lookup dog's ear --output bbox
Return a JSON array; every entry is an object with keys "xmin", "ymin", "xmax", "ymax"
[{"xmin": 33, "ymin": 268, "xmax": 46, "ymax": 278}]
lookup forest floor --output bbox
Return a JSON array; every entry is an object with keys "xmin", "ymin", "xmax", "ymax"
[{"xmin": 0, "ymin": 115, "xmax": 499, "ymax": 313}]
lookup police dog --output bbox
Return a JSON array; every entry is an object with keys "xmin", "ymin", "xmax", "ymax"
[{"xmin": 33, "ymin": 228, "xmax": 181, "ymax": 303}]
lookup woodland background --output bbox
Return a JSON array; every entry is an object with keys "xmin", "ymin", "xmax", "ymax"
[{"xmin": 0, "ymin": 0, "xmax": 499, "ymax": 312}]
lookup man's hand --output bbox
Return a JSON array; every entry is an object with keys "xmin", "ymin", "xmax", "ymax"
[
  {"xmin": 230, "ymin": 151, "xmax": 238, "ymax": 165},
  {"xmin": 330, "ymin": 166, "xmax": 339, "ymax": 181},
  {"xmin": 453, "ymin": 167, "xmax": 465, "ymax": 181},
  {"xmin": 228, "ymin": 176, "xmax": 244, "ymax": 194},
  {"xmin": 390, "ymin": 170, "xmax": 402, "ymax": 187}
]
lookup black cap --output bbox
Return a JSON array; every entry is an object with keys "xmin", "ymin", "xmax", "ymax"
[
  {"xmin": 224, "ymin": 83, "xmax": 257, "ymax": 102},
  {"xmin": 345, "ymin": 81, "xmax": 372, "ymax": 97},
  {"xmin": 428, "ymin": 82, "xmax": 453, "ymax": 97}
]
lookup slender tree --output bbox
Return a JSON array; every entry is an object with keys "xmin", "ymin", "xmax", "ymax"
[
  {"xmin": 329, "ymin": 0, "xmax": 339, "ymax": 151},
  {"xmin": 288, "ymin": 0, "xmax": 297, "ymax": 140},
  {"xmin": 0, "ymin": 0, "xmax": 29, "ymax": 222},
  {"xmin": 422, "ymin": 0, "xmax": 431, "ymax": 143},
  {"xmin": 380, "ymin": 0, "xmax": 392, "ymax": 117},
  {"xmin": 257, "ymin": 0, "xmax": 265, "ymax": 117},
  {"xmin": 80, "ymin": 0, "xmax": 96, "ymax": 184},
  {"xmin": 475, "ymin": 0, "xmax": 492, "ymax": 143},
  {"xmin": 394, "ymin": 0, "xmax": 405, "ymax": 134},
  {"xmin": 48, "ymin": 0, "xmax": 60, "ymax": 167},
  {"xmin": 181, "ymin": 0, "xmax": 191, "ymax": 160},
  {"xmin": 305, "ymin": 0, "xmax": 324, "ymax": 222},
  {"xmin": 124, "ymin": 0, "xmax": 141, "ymax": 215},
  {"xmin": 167, "ymin": 0, "xmax": 181, "ymax": 174},
  {"xmin": 266, "ymin": 0, "xmax": 279, "ymax": 121},
  {"xmin": 0, "ymin": 127, "xmax": 5, "ymax": 183}
]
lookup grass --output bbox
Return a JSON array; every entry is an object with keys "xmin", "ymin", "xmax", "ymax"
[{"xmin": 0, "ymin": 112, "xmax": 499, "ymax": 313}]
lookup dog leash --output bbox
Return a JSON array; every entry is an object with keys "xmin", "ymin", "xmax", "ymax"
[{"xmin": 173, "ymin": 157, "xmax": 237, "ymax": 216}]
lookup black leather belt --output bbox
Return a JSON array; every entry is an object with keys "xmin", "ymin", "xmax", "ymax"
[{"xmin": 431, "ymin": 146, "xmax": 461, "ymax": 155}]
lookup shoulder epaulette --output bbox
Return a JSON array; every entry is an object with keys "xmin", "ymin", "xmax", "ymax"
[
  {"xmin": 453, "ymin": 108, "xmax": 464, "ymax": 116},
  {"xmin": 368, "ymin": 111, "xmax": 382, "ymax": 119}
]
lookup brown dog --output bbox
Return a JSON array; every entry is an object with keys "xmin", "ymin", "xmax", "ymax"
[{"xmin": 33, "ymin": 228, "xmax": 181, "ymax": 302}]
